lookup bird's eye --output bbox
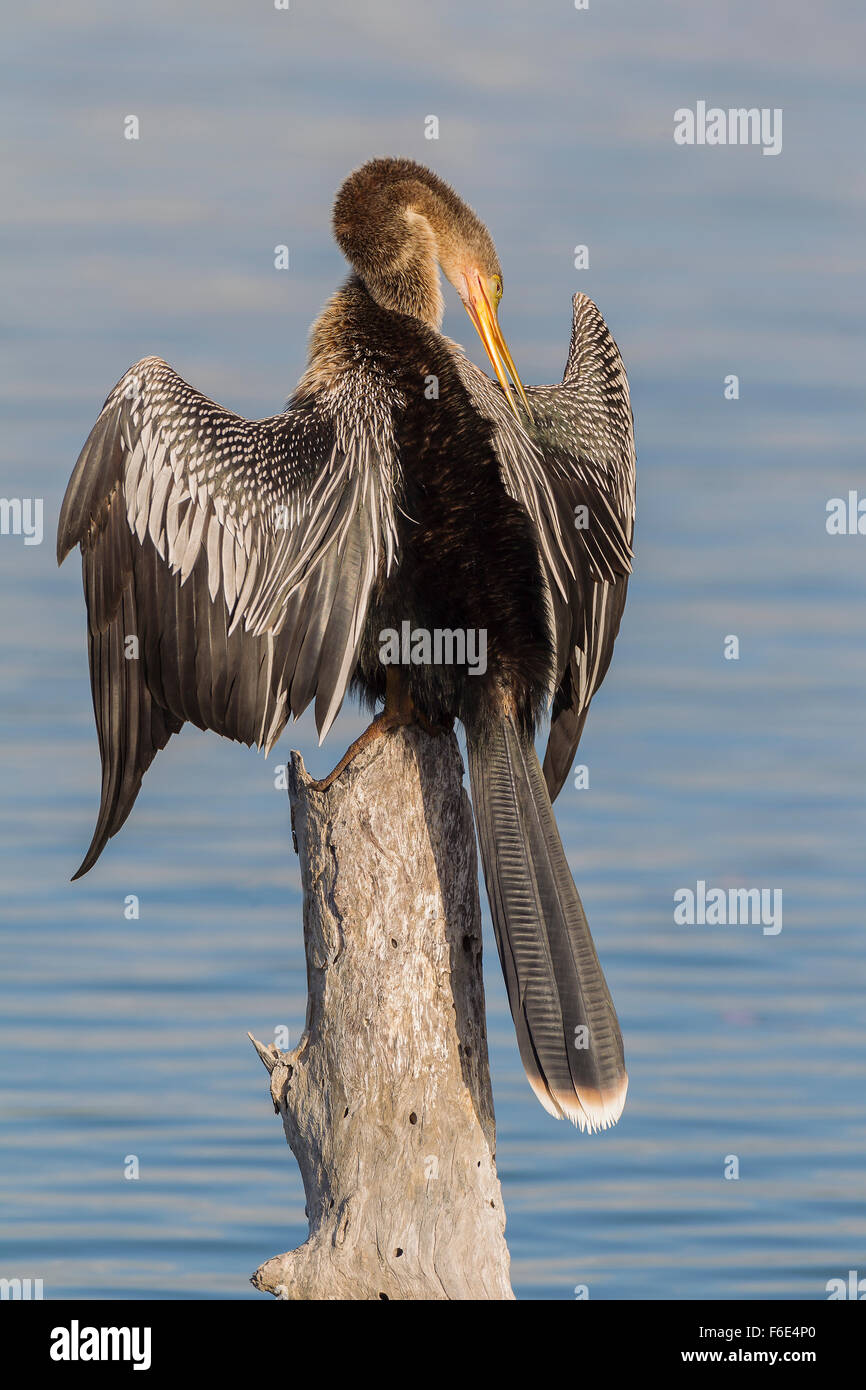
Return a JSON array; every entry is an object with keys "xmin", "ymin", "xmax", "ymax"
[{"xmin": 492, "ymin": 276, "xmax": 503, "ymax": 302}]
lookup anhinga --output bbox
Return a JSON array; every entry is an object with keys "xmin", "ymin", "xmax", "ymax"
[{"xmin": 58, "ymin": 157, "xmax": 636, "ymax": 1133}]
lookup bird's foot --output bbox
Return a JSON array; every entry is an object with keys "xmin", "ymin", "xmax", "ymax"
[
  {"xmin": 309, "ymin": 689, "xmax": 452, "ymax": 792},
  {"xmin": 308, "ymin": 710, "xmax": 405, "ymax": 792},
  {"xmin": 310, "ymin": 669, "xmax": 452, "ymax": 792}
]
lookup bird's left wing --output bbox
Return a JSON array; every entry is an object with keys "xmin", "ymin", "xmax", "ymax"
[
  {"xmin": 454, "ymin": 293, "xmax": 635, "ymax": 801},
  {"xmin": 58, "ymin": 356, "xmax": 400, "ymax": 876}
]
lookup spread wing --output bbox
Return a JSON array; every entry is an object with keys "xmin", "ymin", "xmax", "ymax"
[
  {"xmin": 58, "ymin": 356, "xmax": 400, "ymax": 877},
  {"xmin": 455, "ymin": 293, "xmax": 636, "ymax": 800}
]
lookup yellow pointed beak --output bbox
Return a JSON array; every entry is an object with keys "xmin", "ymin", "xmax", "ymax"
[{"xmin": 462, "ymin": 272, "xmax": 533, "ymax": 424}]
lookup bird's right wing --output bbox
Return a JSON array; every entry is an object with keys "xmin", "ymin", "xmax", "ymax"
[
  {"xmin": 454, "ymin": 294, "xmax": 636, "ymax": 801},
  {"xmin": 58, "ymin": 356, "xmax": 400, "ymax": 877}
]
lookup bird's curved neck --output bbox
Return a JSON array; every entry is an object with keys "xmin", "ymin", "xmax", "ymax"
[
  {"xmin": 347, "ymin": 185, "xmax": 444, "ymax": 325},
  {"xmin": 333, "ymin": 160, "xmax": 489, "ymax": 329}
]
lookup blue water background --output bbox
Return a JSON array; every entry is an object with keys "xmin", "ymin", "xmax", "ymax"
[{"xmin": 1, "ymin": 0, "xmax": 864, "ymax": 1298}]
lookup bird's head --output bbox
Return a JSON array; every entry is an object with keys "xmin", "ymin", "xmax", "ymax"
[{"xmin": 333, "ymin": 157, "xmax": 532, "ymax": 421}]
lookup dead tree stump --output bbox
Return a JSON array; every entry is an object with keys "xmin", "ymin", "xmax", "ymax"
[{"xmin": 249, "ymin": 725, "xmax": 514, "ymax": 1300}]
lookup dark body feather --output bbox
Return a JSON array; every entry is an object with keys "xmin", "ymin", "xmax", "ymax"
[{"xmin": 339, "ymin": 279, "xmax": 554, "ymax": 741}]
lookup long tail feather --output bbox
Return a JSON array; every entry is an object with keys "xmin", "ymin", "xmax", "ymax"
[{"xmin": 466, "ymin": 715, "xmax": 627, "ymax": 1131}]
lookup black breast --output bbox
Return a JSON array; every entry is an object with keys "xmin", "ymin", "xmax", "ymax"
[{"xmin": 350, "ymin": 293, "xmax": 554, "ymax": 741}]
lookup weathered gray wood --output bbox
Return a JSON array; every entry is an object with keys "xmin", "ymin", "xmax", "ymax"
[{"xmin": 249, "ymin": 725, "xmax": 514, "ymax": 1300}]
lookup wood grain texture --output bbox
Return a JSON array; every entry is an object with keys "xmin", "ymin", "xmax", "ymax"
[{"xmin": 250, "ymin": 725, "xmax": 514, "ymax": 1300}]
